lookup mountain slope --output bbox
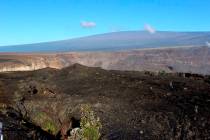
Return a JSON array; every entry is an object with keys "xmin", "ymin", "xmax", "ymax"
[{"xmin": 1, "ymin": 31, "xmax": 210, "ymax": 52}]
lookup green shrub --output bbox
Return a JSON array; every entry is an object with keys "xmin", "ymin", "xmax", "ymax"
[
  {"xmin": 159, "ymin": 70, "xmax": 166, "ymax": 76},
  {"xmin": 80, "ymin": 104, "xmax": 102, "ymax": 140},
  {"xmin": 68, "ymin": 104, "xmax": 102, "ymax": 140}
]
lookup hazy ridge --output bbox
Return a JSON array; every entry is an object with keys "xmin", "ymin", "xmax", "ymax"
[{"xmin": 0, "ymin": 31, "xmax": 210, "ymax": 52}]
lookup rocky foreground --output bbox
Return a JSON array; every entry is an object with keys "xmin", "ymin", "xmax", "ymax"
[{"xmin": 0, "ymin": 64, "xmax": 210, "ymax": 140}]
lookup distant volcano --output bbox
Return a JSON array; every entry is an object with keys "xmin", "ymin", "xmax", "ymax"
[{"xmin": 0, "ymin": 31, "xmax": 210, "ymax": 52}]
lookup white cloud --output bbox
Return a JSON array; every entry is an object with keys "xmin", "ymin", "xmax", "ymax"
[
  {"xmin": 206, "ymin": 41, "xmax": 210, "ymax": 47},
  {"xmin": 80, "ymin": 21, "xmax": 96, "ymax": 28},
  {"xmin": 144, "ymin": 24, "xmax": 156, "ymax": 34}
]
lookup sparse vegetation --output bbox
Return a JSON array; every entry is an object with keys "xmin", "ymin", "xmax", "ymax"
[
  {"xmin": 34, "ymin": 111, "xmax": 57, "ymax": 134},
  {"xmin": 158, "ymin": 70, "xmax": 166, "ymax": 76},
  {"xmin": 68, "ymin": 104, "xmax": 102, "ymax": 140},
  {"xmin": 43, "ymin": 120, "xmax": 57, "ymax": 134}
]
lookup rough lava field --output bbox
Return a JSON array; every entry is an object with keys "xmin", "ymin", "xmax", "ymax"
[{"xmin": 0, "ymin": 64, "xmax": 210, "ymax": 139}]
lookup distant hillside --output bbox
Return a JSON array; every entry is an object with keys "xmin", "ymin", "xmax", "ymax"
[{"xmin": 0, "ymin": 31, "xmax": 210, "ymax": 52}]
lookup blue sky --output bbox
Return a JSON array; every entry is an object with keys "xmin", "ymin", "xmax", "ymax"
[{"xmin": 0, "ymin": 0, "xmax": 210, "ymax": 46}]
